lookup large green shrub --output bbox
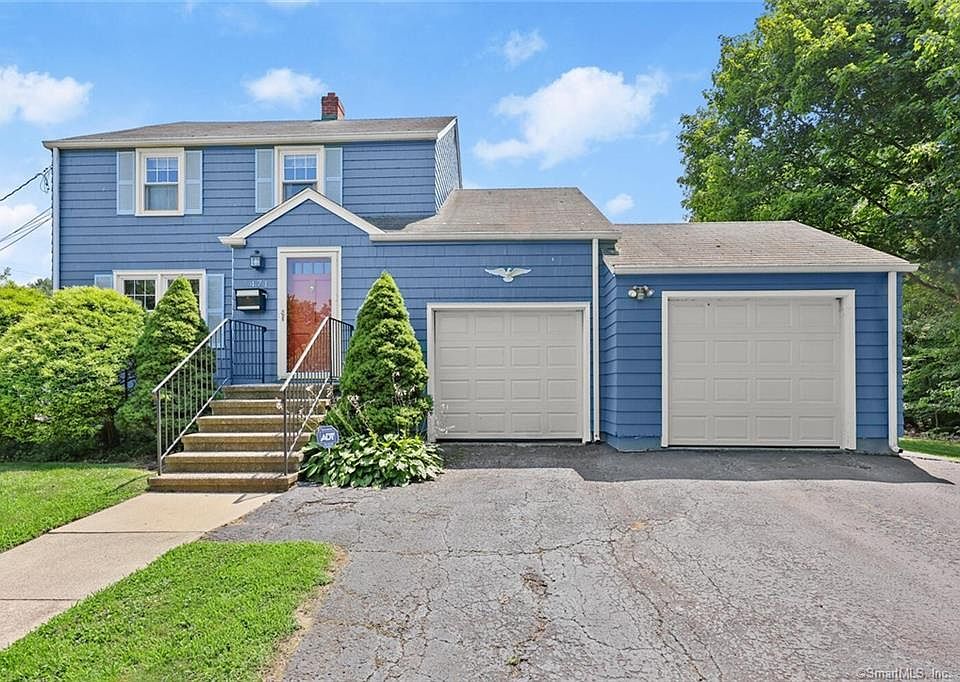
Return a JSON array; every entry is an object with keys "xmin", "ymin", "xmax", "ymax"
[
  {"xmin": 301, "ymin": 433, "xmax": 443, "ymax": 488},
  {"xmin": 327, "ymin": 272, "xmax": 431, "ymax": 436},
  {"xmin": 0, "ymin": 287, "xmax": 144, "ymax": 458},
  {"xmin": 116, "ymin": 278, "xmax": 212, "ymax": 445},
  {"xmin": 0, "ymin": 283, "xmax": 48, "ymax": 336}
]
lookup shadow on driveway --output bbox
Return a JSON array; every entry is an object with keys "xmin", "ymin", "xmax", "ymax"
[{"xmin": 441, "ymin": 442, "xmax": 955, "ymax": 485}]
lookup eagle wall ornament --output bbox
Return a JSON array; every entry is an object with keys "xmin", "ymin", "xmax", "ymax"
[{"xmin": 484, "ymin": 267, "xmax": 531, "ymax": 283}]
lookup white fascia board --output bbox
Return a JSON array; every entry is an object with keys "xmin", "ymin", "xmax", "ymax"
[
  {"xmin": 219, "ymin": 188, "xmax": 384, "ymax": 247},
  {"xmin": 369, "ymin": 230, "xmax": 621, "ymax": 242},
  {"xmin": 607, "ymin": 262, "xmax": 918, "ymax": 275},
  {"xmin": 43, "ymin": 128, "xmax": 454, "ymax": 150}
]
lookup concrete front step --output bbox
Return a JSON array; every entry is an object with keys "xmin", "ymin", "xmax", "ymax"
[
  {"xmin": 148, "ymin": 472, "xmax": 299, "ymax": 493},
  {"xmin": 181, "ymin": 431, "xmax": 310, "ymax": 452},
  {"xmin": 223, "ymin": 384, "xmax": 286, "ymax": 400},
  {"xmin": 164, "ymin": 451, "xmax": 303, "ymax": 473},
  {"xmin": 198, "ymin": 414, "xmax": 326, "ymax": 433},
  {"xmin": 209, "ymin": 398, "xmax": 330, "ymax": 416}
]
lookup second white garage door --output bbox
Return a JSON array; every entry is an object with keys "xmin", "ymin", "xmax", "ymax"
[
  {"xmin": 432, "ymin": 307, "xmax": 586, "ymax": 440},
  {"xmin": 666, "ymin": 295, "xmax": 847, "ymax": 447}
]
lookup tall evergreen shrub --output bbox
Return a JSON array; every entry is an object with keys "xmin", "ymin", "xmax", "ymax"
[
  {"xmin": 117, "ymin": 278, "xmax": 212, "ymax": 445},
  {"xmin": 327, "ymin": 272, "xmax": 431, "ymax": 435}
]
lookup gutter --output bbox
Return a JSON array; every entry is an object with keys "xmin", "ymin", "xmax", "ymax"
[
  {"xmin": 592, "ymin": 238, "xmax": 600, "ymax": 441},
  {"xmin": 51, "ymin": 148, "xmax": 60, "ymax": 290},
  {"xmin": 43, "ymin": 128, "xmax": 453, "ymax": 150},
  {"xmin": 606, "ymin": 262, "xmax": 918, "ymax": 275}
]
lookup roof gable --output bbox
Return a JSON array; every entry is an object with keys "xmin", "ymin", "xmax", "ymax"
[{"xmin": 219, "ymin": 189, "xmax": 384, "ymax": 247}]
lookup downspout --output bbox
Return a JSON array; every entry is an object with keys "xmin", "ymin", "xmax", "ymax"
[
  {"xmin": 51, "ymin": 148, "xmax": 60, "ymax": 290},
  {"xmin": 887, "ymin": 271, "xmax": 899, "ymax": 453},
  {"xmin": 592, "ymin": 238, "xmax": 600, "ymax": 441}
]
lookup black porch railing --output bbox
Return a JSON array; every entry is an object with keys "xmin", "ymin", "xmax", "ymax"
[
  {"xmin": 152, "ymin": 319, "xmax": 266, "ymax": 474},
  {"xmin": 280, "ymin": 316, "xmax": 353, "ymax": 475}
]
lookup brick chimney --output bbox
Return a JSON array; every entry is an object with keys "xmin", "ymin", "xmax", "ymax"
[{"xmin": 321, "ymin": 92, "xmax": 345, "ymax": 120}]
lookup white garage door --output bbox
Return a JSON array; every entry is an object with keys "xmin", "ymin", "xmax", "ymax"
[
  {"xmin": 433, "ymin": 307, "xmax": 585, "ymax": 439},
  {"xmin": 666, "ymin": 296, "xmax": 844, "ymax": 447}
]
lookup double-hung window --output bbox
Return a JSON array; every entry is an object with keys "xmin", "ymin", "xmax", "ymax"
[
  {"xmin": 282, "ymin": 153, "xmax": 318, "ymax": 200},
  {"xmin": 135, "ymin": 148, "xmax": 186, "ymax": 216}
]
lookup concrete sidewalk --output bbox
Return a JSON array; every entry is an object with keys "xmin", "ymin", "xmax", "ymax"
[{"xmin": 0, "ymin": 491, "xmax": 275, "ymax": 649}]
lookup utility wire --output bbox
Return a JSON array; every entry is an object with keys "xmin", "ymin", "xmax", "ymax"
[
  {"xmin": 0, "ymin": 168, "xmax": 51, "ymax": 203},
  {"xmin": 0, "ymin": 209, "xmax": 52, "ymax": 253}
]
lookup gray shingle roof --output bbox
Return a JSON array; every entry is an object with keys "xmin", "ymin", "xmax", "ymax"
[
  {"xmin": 605, "ymin": 221, "xmax": 915, "ymax": 272},
  {"xmin": 393, "ymin": 188, "xmax": 616, "ymax": 237},
  {"xmin": 43, "ymin": 116, "xmax": 456, "ymax": 148}
]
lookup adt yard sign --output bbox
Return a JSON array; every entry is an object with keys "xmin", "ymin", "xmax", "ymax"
[{"xmin": 315, "ymin": 425, "xmax": 340, "ymax": 449}]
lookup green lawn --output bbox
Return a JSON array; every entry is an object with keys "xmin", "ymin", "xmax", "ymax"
[
  {"xmin": 0, "ymin": 462, "xmax": 149, "ymax": 552},
  {"xmin": 0, "ymin": 541, "xmax": 335, "ymax": 681},
  {"xmin": 900, "ymin": 438, "xmax": 960, "ymax": 461}
]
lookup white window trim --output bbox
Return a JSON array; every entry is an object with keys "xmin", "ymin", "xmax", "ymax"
[
  {"xmin": 660, "ymin": 290, "xmax": 857, "ymax": 451},
  {"xmin": 135, "ymin": 148, "xmax": 186, "ymax": 217},
  {"xmin": 425, "ymin": 302, "xmax": 592, "ymax": 444},
  {"xmin": 113, "ymin": 269, "xmax": 207, "ymax": 318},
  {"xmin": 275, "ymin": 146, "xmax": 325, "ymax": 205},
  {"xmin": 276, "ymin": 247, "xmax": 342, "ymax": 379}
]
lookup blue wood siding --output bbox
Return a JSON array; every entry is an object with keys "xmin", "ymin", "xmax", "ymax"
[
  {"xmin": 232, "ymin": 200, "xmax": 594, "ymax": 381},
  {"xmin": 58, "ymin": 147, "xmax": 253, "ymax": 314},
  {"xmin": 599, "ymin": 264, "xmax": 618, "ymax": 437},
  {"xmin": 341, "ymin": 140, "xmax": 437, "ymax": 218},
  {"xmin": 434, "ymin": 124, "xmax": 460, "ymax": 210},
  {"xmin": 603, "ymin": 272, "xmax": 895, "ymax": 452}
]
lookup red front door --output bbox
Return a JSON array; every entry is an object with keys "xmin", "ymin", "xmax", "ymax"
[{"xmin": 285, "ymin": 256, "xmax": 333, "ymax": 373}]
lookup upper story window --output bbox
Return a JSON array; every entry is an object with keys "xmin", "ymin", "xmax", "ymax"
[
  {"xmin": 282, "ymin": 153, "xmax": 319, "ymax": 200},
  {"xmin": 135, "ymin": 148, "xmax": 185, "ymax": 216},
  {"xmin": 254, "ymin": 146, "xmax": 344, "ymax": 213},
  {"xmin": 144, "ymin": 155, "xmax": 180, "ymax": 211},
  {"xmin": 117, "ymin": 149, "xmax": 202, "ymax": 217}
]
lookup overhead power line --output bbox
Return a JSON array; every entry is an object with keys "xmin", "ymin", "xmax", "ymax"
[
  {"xmin": 0, "ymin": 167, "xmax": 51, "ymax": 203},
  {"xmin": 0, "ymin": 208, "xmax": 52, "ymax": 254}
]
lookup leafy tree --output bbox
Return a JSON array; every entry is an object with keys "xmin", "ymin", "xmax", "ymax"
[
  {"xmin": 903, "ymin": 279, "xmax": 960, "ymax": 432},
  {"xmin": 0, "ymin": 283, "xmax": 48, "ymax": 336},
  {"xmin": 116, "ymin": 278, "xmax": 212, "ymax": 445},
  {"xmin": 0, "ymin": 287, "xmax": 144, "ymax": 457},
  {"xmin": 679, "ymin": 0, "xmax": 960, "ymax": 300},
  {"xmin": 327, "ymin": 272, "xmax": 431, "ymax": 435}
]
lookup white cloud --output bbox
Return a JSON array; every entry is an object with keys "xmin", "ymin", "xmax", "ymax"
[
  {"xmin": 604, "ymin": 193, "xmax": 635, "ymax": 216},
  {"xmin": 501, "ymin": 30, "xmax": 546, "ymax": 67},
  {"xmin": 245, "ymin": 68, "xmax": 323, "ymax": 106},
  {"xmin": 0, "ymin": 66, "xmax": 91, "ymax": 125},
  {"xmin": 474, "ymin": 66, "xmax": 668, "ymax": 168}
]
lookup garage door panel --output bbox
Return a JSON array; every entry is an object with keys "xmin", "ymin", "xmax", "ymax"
[
  {"xmin": 715, "ymin": 340, "xmax": 749, "ymax": 364},
  {"xmin": 475, "ymin": 379, "xmax": 506, "ymax": 400},
  {"xmin": 475, "ymin": 346, "xmax": 506, "ymax": 367},
  {"xmin": 714, "ymin": 302, "xmax": 748, "ymax": 329},
  {"xmin": 668, "ymin": 296, "xmax": 843, "ymax": 447},
  {"xmin": 434, "ymin": 308, "xmax": 584, "ymax": 440},
  {"xmin": 510, "ymin": 379, "xmax": 541, "ymax": 400}
]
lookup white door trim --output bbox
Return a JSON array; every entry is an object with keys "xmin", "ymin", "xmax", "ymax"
[
  {"xmin": 426, "ymin": 302, "xmax": 592, "ymax": 443},
  {"xmin": 660, "ymin": 290, "xmax": 857, "ymax": 450},
  {"xmin": 277, "ymin": 247, "xmax": 342, "ymax": 379}
]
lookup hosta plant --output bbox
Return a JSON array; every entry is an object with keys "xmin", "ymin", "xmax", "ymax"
[{"xmin": 301, "ymin": 433, "xmax": 443, "ymax": 489}]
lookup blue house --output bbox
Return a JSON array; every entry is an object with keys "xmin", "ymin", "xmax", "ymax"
[{"xmin": 44, "ymin": 93, "xmax": 915, "ymax": 490}]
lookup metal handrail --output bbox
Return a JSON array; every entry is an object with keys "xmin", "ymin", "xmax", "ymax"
[
  {"xmin": 280, "ymin": 316, "xmax": 353, "ymax": 475},
  {"xmin": 153, "ymin": 318, "xmax": 266, "ymax": 474}
]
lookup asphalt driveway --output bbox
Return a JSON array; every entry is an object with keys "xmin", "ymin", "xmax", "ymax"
[{"xmin": 209, "ymin": 445, "xmax": 960, "ymax": 681}]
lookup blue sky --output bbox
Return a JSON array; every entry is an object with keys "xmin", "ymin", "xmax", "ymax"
[{"xmin": 0, "ymin": 1, "xmax": 762, "ymax": 283}]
